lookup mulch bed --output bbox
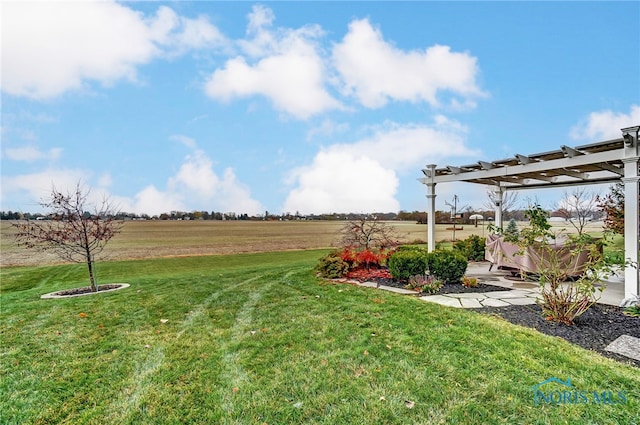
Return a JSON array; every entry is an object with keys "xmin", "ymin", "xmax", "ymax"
[
  {"xmin": 343, "ymin": 266, "xmax": 639, "ymax": 368},
  {"xmin": 475, "ymin": 303, "xmax": 640, "ymax": 368},
  {"xmin": 345, "ymin": 267, "xmax": 512, "ymax": 295}
]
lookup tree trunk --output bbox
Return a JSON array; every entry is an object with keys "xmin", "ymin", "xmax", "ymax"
[{"xmin": 86, "ymin": 253, "xmax": 97, "ymax": 292}]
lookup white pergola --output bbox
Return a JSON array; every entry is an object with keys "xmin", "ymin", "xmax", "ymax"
[{"xmin": 419, "ymin": 126, "xmax": 640, "ymax": 300}]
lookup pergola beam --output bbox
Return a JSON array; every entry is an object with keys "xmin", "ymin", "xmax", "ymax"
[
  {"xmin": 419, "ymin": 148, "xmax": 624, "ymax": 186},
  {"xmin": 504, "ymin": 176, "xmax": 620, "ymax": 191},
  {"xmin": 593, "ymin": 162, "xmax": 624, "ymax": 176}
]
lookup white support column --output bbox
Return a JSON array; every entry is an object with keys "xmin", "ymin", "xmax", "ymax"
[
  {"xmin": 621, "ymin": 126, "xmax": 640, "ymax": 300},
  {"xmin": 426, "ymin": 185, "xmax": 436, "ymax": 252},
  {"xmin": 621, "ymin": 161, "xmax": 639, "ymax": 299},
  {"xmin": 424, "ymin": 164, "xmax": 437, "ymax": 253},
  {"xmin": 493, "ymin": 187, "xmax": 504, "ymax": 230}
]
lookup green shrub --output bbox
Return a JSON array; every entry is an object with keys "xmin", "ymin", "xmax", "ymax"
[
  {"xmin": 426, "ymin": 250, "xmax": 468, "ymax": 284},
  {"xmin": 395, "ymin": 245, "xmax": 424, "ymax": 252},
  {"xmin": 453, "ymin": 235, "xmax": 486, "ymax": 261},
  {"xmin": 315, "ymin": 251, "xmax": 350, "ymax": 278},
  {"xmin": 387, "ymin": 248, "xmax": 428, "ymax": 281}
]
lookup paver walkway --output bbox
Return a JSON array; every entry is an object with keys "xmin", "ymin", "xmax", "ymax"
[
  {"xmin": 344, "ymin": 279, "xmax": 540, "ymax": 308},
  {"xmin": 419, "ymin": 289, "xmax": 539, "ymax": 308}
]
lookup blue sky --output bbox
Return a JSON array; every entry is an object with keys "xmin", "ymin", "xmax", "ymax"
[{"xmin": 2, "ymin": 1, "xmax": 639, "ymax": 216}]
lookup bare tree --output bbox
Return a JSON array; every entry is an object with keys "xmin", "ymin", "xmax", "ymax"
[
  {"xmin": 483, "ymin": 188, "xmax": 520, "ymax": 214},
  {"xmin": 339, "ymin": 216, "xmax": 401, "ymax": 250},
  {"xmin": 13, "ymin": 183, "xmax": 122, "ymax": 292},
  {"xmin": 555, "ymin": 187, "xmax": 600, "ymax": 235}
]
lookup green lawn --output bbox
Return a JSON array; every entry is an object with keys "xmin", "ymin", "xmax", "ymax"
[{"xmin": 1, "ymin": 250, "xmax": 639, "ymax": 424}]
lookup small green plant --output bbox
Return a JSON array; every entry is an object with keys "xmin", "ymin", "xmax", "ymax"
[
  {"xmin": 315, "ymin": 251, "xmax": 350, "ymax": 278},
  {"xmin": 406, "ymin": 274, "xmax": 443, "ymax": 293},
  {"xmin": 462, "ymin": 276, "xmax": 479, "ymax": 288},
  {"xmin": 426, "ymin": 250, "xmax": 468, "ymax": 284},
  {"xmin": 387, "ymin": 248, "xmax": 428, "ymax": 281},
  {"xmin": 504, "ymin": 219, "xmax": 520, "ymax": 242},
  {"xmin": 624, "ymin": 306, "xmax": 640, "ymax": 317},
  {"xmin": 453, "ymin": 234, "xmax": 486, "ymax": 261}
]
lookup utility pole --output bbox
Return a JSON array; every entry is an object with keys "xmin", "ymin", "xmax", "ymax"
[
  {"xmin": 445, "ymin": 195, "xmax": 459, "ymax": 242},
  {"xmin": 445, "ymin": 195, "xmax": 468, "ymax": 242}
]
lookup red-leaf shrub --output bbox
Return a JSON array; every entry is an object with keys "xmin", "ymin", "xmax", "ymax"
[
  {"xmin": 356, "ymin": 249, "xmax": 381, "ymax": 269},
  {"xmin": 339, "ymin": 248, "xmax": 357, "ymax": 265}
]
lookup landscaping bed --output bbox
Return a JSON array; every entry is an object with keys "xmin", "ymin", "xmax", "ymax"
[
  {"xmin": 475, "ymin": 303, "xmax": 640, "ymax": 368},
  {"xmin": 345, "ymin": 266, "xmax": 511, "ymax": 294},
  {"xmin": 344, "ymin": 266, "xmax": 640, "ymax": 368}
]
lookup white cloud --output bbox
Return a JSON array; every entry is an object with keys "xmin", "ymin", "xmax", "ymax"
[
  {"xmin": 4, "ymin": 146, "xmax": 62, "ymax": 162},
  {"xmin": 306, "ymin": 119, "xmax": 350, "ymax": 141},
  {"xmin": 283, "ymin": 117, "xmax": 478, "ymax": 215},
  {"xmin": 1, "ymin": 168, "xmax": 89, "ymax": 209},
  {"xmin": 283, "ymin": 150, "xmax": 400, "ymax": 215},
  {"xmin": 2, "ymin": 1, "xmax": 226, "ymax": 99},
  {"xmin": 205, "ymin": 9, "xmax": 487, "ymax": 118},
  {"xmin": 127, "ymin": 142, "xmax": 263, "ymax": 216},
  {"xmin": 169, "ymin": 150, "xmax": 221, "ymax": 198},
  {"xmin": 205, "ymin": 5, "xmax": 342, "ymax": 119},
  {"xmin": 570, "ymin": 105, "xmax": 640, "ymax": 141},
  {"xmin": 97, "ymin": 173, "xmax": 113, "ymax": 188},
  {"xmin": 239, "ymin": 5, "xmax": 278, "ymax": 58},
  {"xmin": 0, "ymin": 142, "xmax": 262, "ymax": 216},
  {"xmin": 332, "ymin": 18, "xmax": 484, "ymax": 109},
  {"xmin": 327, "ymin": 117, "xmax": 478, "ymax": 171},
  {"xmin": 170, "ymin": 134, "xmax": 197, "ymax": 149},
  {"xmin": 129, "ymin": 185, "xmax": 184, "ymax": 216}
]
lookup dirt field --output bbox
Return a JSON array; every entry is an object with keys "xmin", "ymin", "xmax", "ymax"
[{"xmin": 0, "ymin": 219, "xmax": 603, "ymax": 267}]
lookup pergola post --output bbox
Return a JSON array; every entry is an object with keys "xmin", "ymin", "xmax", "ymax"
[
  {"xmin": 423, "ymin": 164, "xmax": 437, "ymax": 253},
  {"xmin": 621, "ymin": 126, "xmax": 640, "ymax": 299},
  {"xmin": 493, "ymin": 187, "xmax": 504, "ymax": 230}
]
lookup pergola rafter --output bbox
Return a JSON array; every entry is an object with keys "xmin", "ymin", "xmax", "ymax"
[{"xmin": 419, "ymin": 126, "xmax": 640, "ymax": 300}]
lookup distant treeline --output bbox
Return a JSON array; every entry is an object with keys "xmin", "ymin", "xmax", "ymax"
[{"xmin": 2, "ymin": 209, "xmax": 579, "ymax": 223}]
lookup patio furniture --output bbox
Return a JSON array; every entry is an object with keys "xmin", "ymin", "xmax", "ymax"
[{"xmin": 485, "ymin": 233, "xmax": 597, "ymax": 277}]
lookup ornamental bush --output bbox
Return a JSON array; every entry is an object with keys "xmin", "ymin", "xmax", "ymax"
[
  {"xmin": 315, "ymin": 251, "xmax": 350, "ymax": 279},
  {"xmin": 387, "ymin": 247, "xmax": 428, "ymax": 281},
  {"xmin": 338, "ymin": 247, "xmax": 388, "ymax": 270},
  {"xmin": 356, "ymin": 249, "xmax": 389, "ymax": 269},
  {"xmin": 426, "ymin": 250, "xmax": 468, "ymax": 284},
  {"xmin": 453, "ymin": 235, "xmax": 486, "ymax": 261}
]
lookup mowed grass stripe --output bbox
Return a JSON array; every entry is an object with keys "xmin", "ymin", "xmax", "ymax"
[
  {"xmin": 175, "ymin": 274, "xmax": 266, "ymax": 340},
  {"xmin": 105, "ymin": 273, "xmax": 273, "ymax": 424},
  {"xmin": 217, "ymin": 272, "xmax": 296, "ymax": 419}
]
